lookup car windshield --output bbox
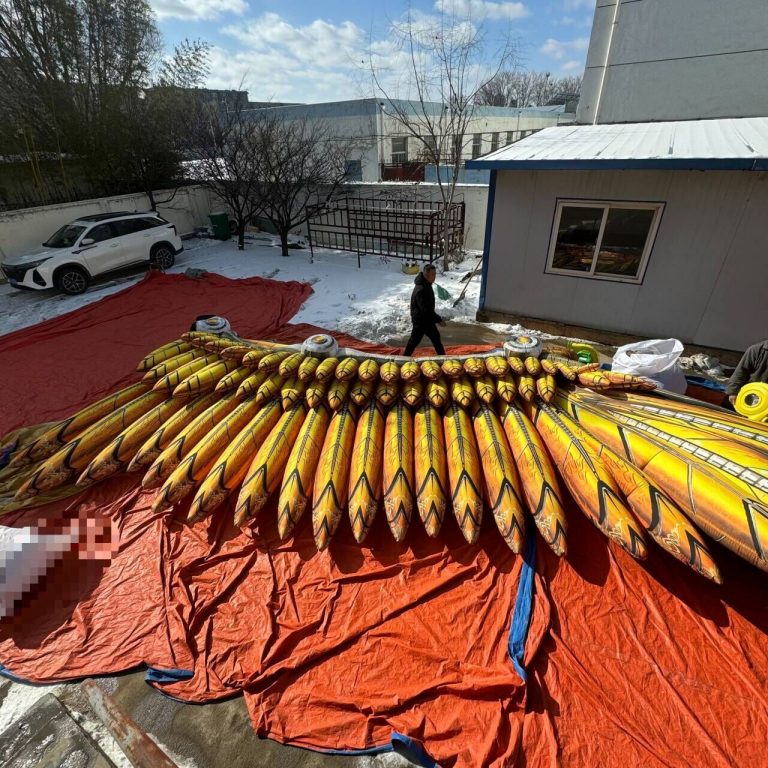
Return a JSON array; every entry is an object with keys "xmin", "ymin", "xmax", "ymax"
[{"xmin": 43, "ymin": 224, "xmax": 87, "ymax": 248}]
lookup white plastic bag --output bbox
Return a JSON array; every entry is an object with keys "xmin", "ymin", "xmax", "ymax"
[{"xmin": 612, "ymin": 338, "xmax": 687, "ymax": 393}]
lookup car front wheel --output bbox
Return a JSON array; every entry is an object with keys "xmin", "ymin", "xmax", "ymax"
[
  {"xmin": 55, "ymin": 266, "xmax": 90, "ymax": 295},
  {"xmin": 150, "ymin": 244, "xmax": 175, "ymax": 270}
]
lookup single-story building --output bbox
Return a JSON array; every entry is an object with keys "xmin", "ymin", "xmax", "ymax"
[{"xmin": 467, "ymin": 117, "xmax": 768, "ymax": 352}]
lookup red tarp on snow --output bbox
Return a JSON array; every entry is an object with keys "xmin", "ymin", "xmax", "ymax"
[
  {"xmin": 1, "ymin": 277, "xmax": 767, "ymax": 767},
  {"xmin": 0, "ymin": 270, "xmax": 312, "ymax": 436}
]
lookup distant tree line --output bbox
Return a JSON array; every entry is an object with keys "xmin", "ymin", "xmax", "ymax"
[
  {"xmin": 476, "ymin": 71, "xmax": 582, "ymax": 109},
  {"xmin": 0, "ymin": 0, "xmax": 209, "ymax": 208}
]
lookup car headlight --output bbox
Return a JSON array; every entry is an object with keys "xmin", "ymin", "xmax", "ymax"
[{"xmin": 23, "ymin": 257, "xmax": 52, "ymax": 270}]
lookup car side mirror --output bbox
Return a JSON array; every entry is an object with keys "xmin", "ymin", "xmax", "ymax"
[{"xmin": 80, "ymin": 238, "xmax": 95, "ymax": 246}]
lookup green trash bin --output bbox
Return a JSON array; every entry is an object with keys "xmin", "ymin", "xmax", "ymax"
[{"xmin": 208, "ymin": 212, "xmax": 231, "ymax": 241}]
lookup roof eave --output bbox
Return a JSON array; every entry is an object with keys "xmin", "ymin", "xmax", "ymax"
[{"xmin": 466, "ymin": 157, "xmax": 768, "ymax": 171}]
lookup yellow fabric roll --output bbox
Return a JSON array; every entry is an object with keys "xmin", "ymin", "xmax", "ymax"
[{"xmin": 735, "ymin": 383, "xmax": 768, "ymax": 423}]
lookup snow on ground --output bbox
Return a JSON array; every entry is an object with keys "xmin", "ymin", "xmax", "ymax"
[{"xmin": 0, "ymin": 234, "xmax": 542, "ymax": 344}]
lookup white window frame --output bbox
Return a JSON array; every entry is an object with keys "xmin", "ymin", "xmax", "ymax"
[
  {"xmin": 472, "ymin": 133, "xmax": 483, "ymax": 158},
  {"xmin": 545, "ymin": 199, "xmax": 664, "ymax": 284},
  {"xmin": 391, "ymin": 136, "xmax": 408, "ymax": 164}
]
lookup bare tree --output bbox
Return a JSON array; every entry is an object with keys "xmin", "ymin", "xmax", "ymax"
[
  {"xmin": 247, "ymin": 112, "xmax": 353, "ymax": 256},
  {"xmin": 0, "ymin": 0, "xmax": 208, "ymax": 204},
  {"xmin": 476, "ymin": 71, "xmax": 582, "ymax": 108},
  {"xmin": 185, "ymin": 104, "xmax": 354, "ymax": 254},
  {"xmin": 368, "ymin": 6, "xmax": 517, "ymax": 269}
]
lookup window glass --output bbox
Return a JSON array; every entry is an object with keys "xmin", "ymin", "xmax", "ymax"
[
  {"xmin": 506, "ymin": 131, "xmax": 513, "ymax": 145},
  {"xmin": 490, "ymin": 132, "xmax": 499, "ymax": 152},
  {"xmin": 113, "ymin": 218, "xmax": 155, "ymax": 237},
  {"xmin": 391, "ymin": 137, "xmax": 408, "ymax": 163},
  {"xmin": 472, "ymin": 133, "xmax": 482, "ymax": 159},
  {"xmin": 86, "ymin": 223, "xmax": 115, "ymax": 243},
  {"xmin": 344, "ymin": 159, "xmax": 362, "ymax": 181},
  {"xmin": 551, "ymin": 206, "xmax": 604, "ymax": 272},
  {"xmin": 43, "ymin": 224, "xmax": 86, "ymax": 248},
  {"xmin": 595, "ymin": 208, "xmax": 656, "ymax": 277}
]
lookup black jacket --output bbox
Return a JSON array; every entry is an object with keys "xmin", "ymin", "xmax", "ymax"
[
  {"xmin": 726, "ymin": 340, "xmax": 768, "ymax": 395},
  {"xmin": 410, "ymin": 272, "xmax": 442, "ymax": 326}
]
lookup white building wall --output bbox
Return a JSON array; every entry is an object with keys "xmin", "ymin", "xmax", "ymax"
[
  {"xmin": 578, "ymin": 0, "xmax": 768, "ymax": 124},
  {"xmin": 0, "ymin": 186, "xmax": 215, "ymax": 263},
  {"xmin": 483, "ymin": 169, "xmax": 768, "ymax": 351},
  {"xmin": 342, "ymin": 183, "xmax": 488, "ymax": 252},
  {"xmin": 0, "ymin": 182, "xmax": 490, "ymax": 261}
]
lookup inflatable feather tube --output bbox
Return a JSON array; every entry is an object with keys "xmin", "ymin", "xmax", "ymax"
[
  {"xmin": 188, "ymin": 399, "xmax": 283, "ymax": 521},
  {"xmin": 562, "ymin": 399, "xmax": 720, "ymax": 581},
  {"xmin": 347, "ymin": 399, "xmax": 385, "ymax": 542},
  {"xmin": 136, "ymin": 340, "xmax": 193, "ymax": 371},
  {"xmin": 561, "ymin": 390, "xmax": 768, "ymax": 573},
  {"xmin": 498, "ymin": 403, "xmax": 567, "ymax": 556},
  {"xmin": 234, "ymin": 403, "xmax": 308, "ymax": 526},
  {"xmin": 141, "ymin": 394, "xmax": 240, "ymax": 489},
  {"xmin": 472, "ymin": 403, "xmax": 526, "ymax": 553},
  {"xmin": 525, "ymin": 401, "xmax": 648, "ymax": 560},
  {"xmin": 11, "ymin": 381, "xmax": 150, "ymax": 467},
  {"xmin": 128, "ymin": 392, "xmax": 220, "ymax": 472},
  {"xmin": 443, "ymin": 404, "xmax": 484, "ymax": 544},
  {"xmin": 16, "ymin": 390, "xmax": 167, "ymax": 498},
  {"xmin": 152, "ymin": 397, "xmax": 264, "ymax": 511},
  {"xmin": 78, "ymin": 396, "xmax": 184, "ymax": 484},
  {"xmin": 413, "ymin": 402, "xmax": 448, "ymax": 537},
  {"xmin": 277, "ymin": 406, "xmax": 329, "ymax": 539},
  {"xmin": 382, "ymin": 400, "xmax": 415, "ymax": 542},
  {"xmin": 313, "ymin": 403, "xmax": 356, "ymax": 551}
]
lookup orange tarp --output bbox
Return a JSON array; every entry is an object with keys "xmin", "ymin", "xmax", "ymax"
[{"xmin": 1, "ymin": 279, "xmax": 767, "ymax": 767}]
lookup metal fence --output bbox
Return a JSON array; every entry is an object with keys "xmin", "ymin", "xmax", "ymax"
[{"xmin": 307, "ymin": 196, "xmax": 465, "ymax": 266}]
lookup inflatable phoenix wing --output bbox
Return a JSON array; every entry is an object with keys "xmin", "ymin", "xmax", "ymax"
[{"xmin": 4, "ymin": 330, "xmax": 768, "ymax": 584}]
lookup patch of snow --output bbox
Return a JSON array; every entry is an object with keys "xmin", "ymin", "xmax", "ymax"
[
  {"xmin": 0, "ymin": 236, "xmax": 599, "ymax": 350},
  {"xmin": 0, "ymin": 681, "xmax": 66, "ymax": 734}
]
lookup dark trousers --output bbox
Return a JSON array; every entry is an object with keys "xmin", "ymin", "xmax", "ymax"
[{"xmin": 404, "ymin": 322, "xmax": 445, "ymax": 356}]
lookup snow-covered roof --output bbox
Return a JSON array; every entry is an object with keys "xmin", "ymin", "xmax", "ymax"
[{"xmin": 466, "ymin": 117, "xmax": 768, "ymax": 171}]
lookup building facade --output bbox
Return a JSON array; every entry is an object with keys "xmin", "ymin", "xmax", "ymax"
[
  {"xmin": 469, "ymin": 0, "xmax": 768, "ymax": 352},
  {"xmin": 244, "ymin": 99, "xmax": 574, "ymax": 183},
  {"xmin": 578, "ymin": 0, "xmax": 768, "ymax": 124}
]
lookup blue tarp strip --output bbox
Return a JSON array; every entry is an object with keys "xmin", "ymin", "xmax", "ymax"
[
  {"xmin": 316, "ymin": 732, "xmax": 437, "ymax": 766},
  {"xmin": 144, "ymin": 667, "xmax": 195, "ymax": 684},
  {"xmin": 508, "ymin": 531, "xmax": 537, "ymax": 682},
  {"xmin": 0, "ymin": 663, "xmax": 57, "ymax": 686}
]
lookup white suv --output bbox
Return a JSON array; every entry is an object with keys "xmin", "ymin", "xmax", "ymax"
[{"xmin": 2, "ymin": 211, "xmax": 184, "ymax": 295}]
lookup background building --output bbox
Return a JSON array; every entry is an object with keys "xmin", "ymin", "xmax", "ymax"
[
  {"xmin": 469, "ymin": 0, "xmax": 768, "ymax": 352},
  {"xmin": 578, "ymin": 0, "xmax": 768, "ymax": 124},
  {"xmin": 244, "ymin": 99, "xmax": 575, "ymax": 183}
]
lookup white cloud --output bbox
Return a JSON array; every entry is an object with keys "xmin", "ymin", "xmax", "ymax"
[
  {"xmin": 151, "ymin": 0, "xmax": 247, "ymax": 21},
  {"xmin": 540, "ymin": 36, "xmax": 589, "ymax": 61},
  {"xmin": 208, "ymin": 14, "xmax": 373, "ymax": 101},
  {"xmin": 433, "ymin": 0, "xmax": 530, "ymax": 21},
  {"xmin": 562, "ymin": 59, "xmax": 583, "ymax": 71}
]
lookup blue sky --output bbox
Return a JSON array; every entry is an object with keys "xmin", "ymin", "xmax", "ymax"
[{"xmin": 150, "ymin": 0, "xmax": 595, "ymax": 102}]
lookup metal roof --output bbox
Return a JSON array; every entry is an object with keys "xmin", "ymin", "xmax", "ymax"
[{"xmin": 466, "ymin": 117, "xmax": 768, "ymax": 171}]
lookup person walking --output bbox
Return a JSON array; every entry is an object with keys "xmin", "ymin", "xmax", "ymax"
[{"xmin": 404, "ymin": 263, "xmax": 446, "ymax": 356}]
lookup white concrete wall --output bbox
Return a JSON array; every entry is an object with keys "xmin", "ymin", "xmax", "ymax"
[
  {"xmin": 0, "ymin": 181, "xmax": 490, "ymax": 261},
  {"xmin": 483, "ymin": 169, "xmax": 768, "ymax": 351},
  {"xmin": 578, "ymin": 0, "xmax": 768, "ymax": 124},
  {"xmin": 0, "ymin": 186, "xmax": 215, "ymax": 262}
]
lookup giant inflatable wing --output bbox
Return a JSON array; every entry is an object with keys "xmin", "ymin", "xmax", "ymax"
[{"xmin": 4, "ymin": 331, "xmax": 768, "ymax": 584}]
